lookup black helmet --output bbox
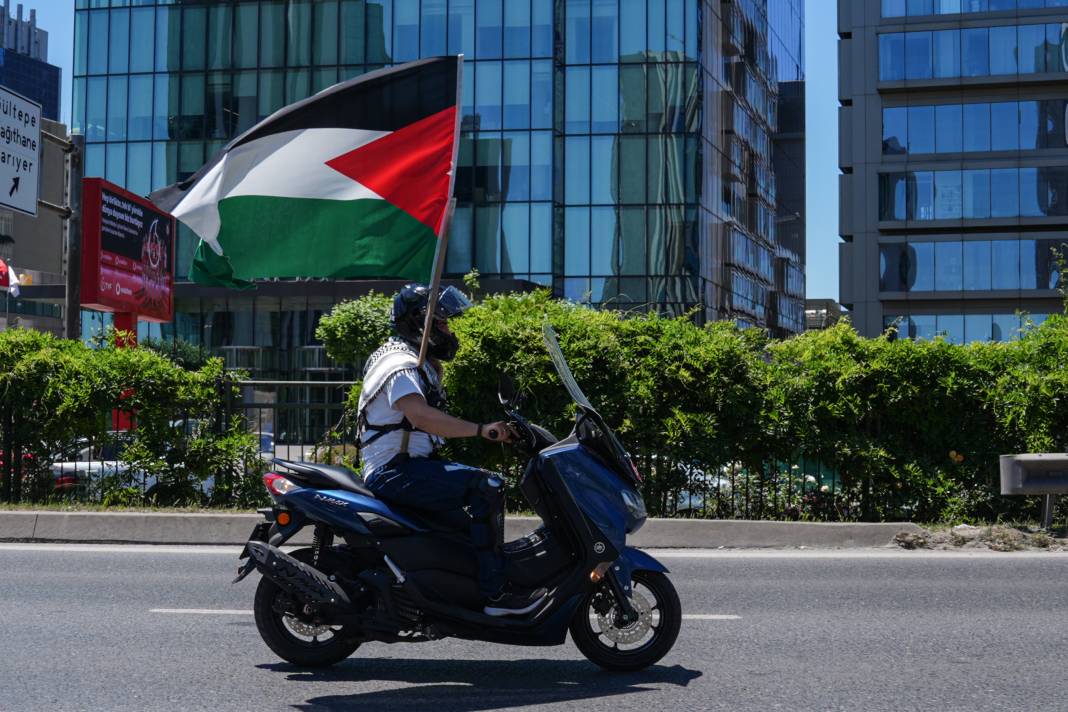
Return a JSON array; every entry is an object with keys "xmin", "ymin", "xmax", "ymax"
[{"xmin": 391, "ymin": 283, "xmax": 472, "ymax": 360}]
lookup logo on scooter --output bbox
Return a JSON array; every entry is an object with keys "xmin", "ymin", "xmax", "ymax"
[
  {"xmin": 314, "ymin": 494, "xmax": 347, "ymax": 507},
  {"xmin": 593, "ymin": 542, "xmax": 606, "ymax": 554}
]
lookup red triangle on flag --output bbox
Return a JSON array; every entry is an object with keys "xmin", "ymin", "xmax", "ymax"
[{"xmin": 326, "ymin": 106, "xmax": 457, "ymax": 235}]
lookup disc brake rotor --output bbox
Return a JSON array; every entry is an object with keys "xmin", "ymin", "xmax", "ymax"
[
  {"xmin": 596, "ymin": 591, "xmax": 654, "ymax": 645},
  {"xmin": 283, "ymin": 614, "xmax": 333, "ymax": 639}
]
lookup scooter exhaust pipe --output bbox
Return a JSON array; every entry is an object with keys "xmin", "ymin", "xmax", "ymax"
[{"xmin": 245, "ymin": 541, "xmax": 351, "ymax": 608}]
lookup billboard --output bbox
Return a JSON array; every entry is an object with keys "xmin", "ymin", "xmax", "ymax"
[{"xmin": 80, "ymin": 178, "xmax": 175, "ymax": 323}]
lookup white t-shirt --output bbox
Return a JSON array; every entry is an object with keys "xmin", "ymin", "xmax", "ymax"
[{"xmin": 360, "ymin": 365, "xmax": 444, "ymax": 475}]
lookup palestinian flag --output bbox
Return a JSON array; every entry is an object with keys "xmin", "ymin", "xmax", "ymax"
[{"xmin": 150, "ymin": 57, "xmax": 461, "ymax": 288}]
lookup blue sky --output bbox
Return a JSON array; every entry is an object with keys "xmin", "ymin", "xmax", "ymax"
[
  {"xmin": 803, "ymin": 1, "xmax": 840, "ymax": 300},
  {"xmin": 35, "ymin": 1, "xmax": 840, "ymax": 300}
]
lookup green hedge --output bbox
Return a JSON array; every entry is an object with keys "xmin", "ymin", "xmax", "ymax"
[
  {"xmin": 0, "ymin": 328, "xmax": 266, "ymax": 507},
  {"xmin": 318, "ymin": 289, "xmax": 1068, "ymax": 523}
]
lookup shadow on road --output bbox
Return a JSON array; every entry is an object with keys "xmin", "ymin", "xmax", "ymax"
[{"xmin": 260, "ymin": 657, "xmax": 702, "ymax": 711}]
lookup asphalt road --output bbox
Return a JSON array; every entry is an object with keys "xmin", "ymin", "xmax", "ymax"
[{"xmin": 3, "ymin": 544, "xmax": 1068, "ymax": 712}]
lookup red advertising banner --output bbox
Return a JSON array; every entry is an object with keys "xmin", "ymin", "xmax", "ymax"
[{"xmin": 80, "ymin": 178, "xmax": 175, "ymax": 323}]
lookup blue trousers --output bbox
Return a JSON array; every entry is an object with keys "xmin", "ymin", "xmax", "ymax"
[{"xmin": 365, "ymin": 457, "xmax": 505, "ymax": 598}]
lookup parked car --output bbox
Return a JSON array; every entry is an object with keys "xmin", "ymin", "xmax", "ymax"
[
  {"xmin": 673, "ymin": 465, "xmax": 736, "ymax": 516},
  {"xmin": 49, "ymin": 434, "xmax": 133, "ymax": 495}
]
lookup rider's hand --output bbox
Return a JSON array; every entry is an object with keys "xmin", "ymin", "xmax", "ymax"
[{"xmin": 481, "ymin": 421, "xmax": 517, "ymax": 443}]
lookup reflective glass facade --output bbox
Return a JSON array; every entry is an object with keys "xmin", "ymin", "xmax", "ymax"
[
  {"xmin": 879, "ymin": 24, "xmax": 1068, "ymax": 81},
  {"xmin": 883, "ymin": 98, "xmax": 1068, "ymax": 155},
  {"xmin": 839, "ymin": 1, "xmax": 1065, "ymax": 340},
  {"xmin": 879, "ymin": 237, "xmax": 1063, "ymax": 291},
  {"xmin": 882, "ymin": 312, "xmax": 1050, "ymax": 343},
  {"xmin": 0, "ymin": 49, "xmax": 61, "ymax": 120},
  {"xmin": 878, "ymin": 167, "xmax": 1068, "ymax": 220},
  {"xmin": 883, "ymin": 0, "xmax": 1068, "ymax": 17},
  {"xmin": 74, "ymin": 0, "xmax": 806, "ymax": 375}
]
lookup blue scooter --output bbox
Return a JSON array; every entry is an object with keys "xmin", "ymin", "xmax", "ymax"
[{"xmin": 235, "ymin": 324, "xmax": 680, "ymax": 671}]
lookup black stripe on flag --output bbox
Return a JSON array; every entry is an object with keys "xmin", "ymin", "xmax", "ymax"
[
  {"xmin": 150, "ymin": 56, "xmax": 460, "ymax": 213},
  {"xmin": 233, "ymin": 56, "xmax": 459, "ymax": 147}
]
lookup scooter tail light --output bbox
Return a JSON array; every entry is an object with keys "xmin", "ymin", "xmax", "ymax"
[{"xmin": 262, "ymin": 473, "xmax": 299, "ymax": 496}]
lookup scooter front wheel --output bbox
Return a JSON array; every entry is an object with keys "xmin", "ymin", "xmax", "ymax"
[{"xmin": 569, "ymin": 569, "xmax": 681, "ymax": 672}]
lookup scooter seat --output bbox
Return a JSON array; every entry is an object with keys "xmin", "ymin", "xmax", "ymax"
[{"xmin": 272, "ymin": 459, "xmax": 374, "ymax": 497}]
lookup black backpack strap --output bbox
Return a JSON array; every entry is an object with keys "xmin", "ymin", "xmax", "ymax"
[
  {"xmin": 361, "ymin": 418, "xmax": 416, "ymax": 447},
  {"xmin": 358, "ymin": 365, "xmax": 445, "ymax": 454}
]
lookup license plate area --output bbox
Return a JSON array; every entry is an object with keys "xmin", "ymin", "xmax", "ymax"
[{"xmin": 239, "ymin": 521, "xmax": 272, "ymax": 560}]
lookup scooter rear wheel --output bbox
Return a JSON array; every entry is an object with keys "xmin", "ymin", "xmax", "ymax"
[
  {"xmin": 253, "ymin": 548, "xmax": 362, "ymax": 668},
  {"xmin": 569, "ymin": 570, "xmax": 681, "ymax": 672}
]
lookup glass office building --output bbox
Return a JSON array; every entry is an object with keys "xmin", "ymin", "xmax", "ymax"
[
  {"xmin": 73, "ymin": 0, "xmax": 806, "ymax": 376},
  {"xmin": 838, "ymin": 0, "xmax": 1064, "ymax": 342}
]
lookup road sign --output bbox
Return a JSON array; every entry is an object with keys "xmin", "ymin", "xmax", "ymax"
[{"xmin": 0, "ymin": 85, "xmax": 41, "ymax": 217}]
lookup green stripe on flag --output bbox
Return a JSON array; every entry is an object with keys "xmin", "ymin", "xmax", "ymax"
[
  {"xmin": 189, "ymin": 241, "xmax": 255, "ymax": 289},
  {"xmin": 193, "ymin": 196, "xmax": 439, "ymax": 285}
]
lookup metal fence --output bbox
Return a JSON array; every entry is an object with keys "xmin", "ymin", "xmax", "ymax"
[
  {"xmin": 226, "ymin": 379, "xmax": 358, "ymax": 465},
  {"xmin": 12, "ymin": 378, "xmax": 844, "ymax": 519},
  {"xmin": 650, "ymin": 457, "xmax": 845, "ymax": 520},
  {"xmin": 13, "ymin": 381, "xmax": 360, "ymax": 505}
]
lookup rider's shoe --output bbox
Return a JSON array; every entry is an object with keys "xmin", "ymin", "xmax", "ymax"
[{"xmin": 483, "ymin": 587, "xmax": 548, "ymax": 617}]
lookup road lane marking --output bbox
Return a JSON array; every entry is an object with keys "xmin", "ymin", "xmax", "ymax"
[
  {"xmin": 5, "ymin": 543, "xmax": 1068, "ymax": 558},
  {"xmin": 0, "ymin": 543, "xmax": 247, "ymax": 554},
  {"xmin": 150, "ymin": 608, "xmax": 742, "ymax": 620},
  {"xmin": 648, "ymin": 549, "xmax": 1068, "ymax": 559},
  {"xmin": 151, "ymin": 608, "xmax": 253, "ymax": 615}
]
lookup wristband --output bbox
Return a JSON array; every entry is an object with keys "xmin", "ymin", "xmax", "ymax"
[{"xmin": 476, "ymin": 423, "xmax": 484, "ymax": 438}]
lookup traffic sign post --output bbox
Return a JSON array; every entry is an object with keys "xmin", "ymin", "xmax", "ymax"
[{"xmin": 0, "ymin": 85, "xmax": 41, "ymax": 217}]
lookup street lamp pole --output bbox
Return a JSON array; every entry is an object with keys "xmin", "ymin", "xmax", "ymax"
[{"xmin": 63, "ymin": 135, "xmax": 85, "ymax": 340}]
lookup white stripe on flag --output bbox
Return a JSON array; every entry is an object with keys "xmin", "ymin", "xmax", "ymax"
[{"xmin": 174, "ymin": 128, "xmax": 389, "ymax": 253}]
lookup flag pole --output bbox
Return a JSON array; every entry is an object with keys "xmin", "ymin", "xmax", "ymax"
[
  {"xmin": 415, "ymin": 54, "xmax": 463, "ymax": 370},
  {"xmin": 416, "ymin": 197, "xmax": 456, "ymax": 367},
  {"xmin": 400, "ymin": 55, "xmax": 463, "ymax": 455},
  {"xmin": 400, "ymin": 198, "xmax": 454, "ymax": 455}
]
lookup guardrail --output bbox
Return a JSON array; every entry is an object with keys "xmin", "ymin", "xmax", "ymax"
[{"xmin": 1000, "ymin": 454, "xmax": 1068, "ymax": 528}]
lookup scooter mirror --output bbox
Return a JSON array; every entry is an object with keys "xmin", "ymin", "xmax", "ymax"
[{"xmin": 498, "ymin": 372, "xmax": 518, "ymax": 406}]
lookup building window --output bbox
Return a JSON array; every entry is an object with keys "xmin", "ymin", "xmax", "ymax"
[
  {"xmin": 881, "ymin": 24, "xmax": 1068, "ymax": 81},
  {"xmin": 885, "ymin": 0, "xmax": 1068, "ymax": 17},
  {"xmin": 879, "ymin": 33, "xmax": 905, "ymax": 81},
  {"xmin": 879, "ymin": 237, "xmax": 1065, "ymax": 292},
  {"xmin": 879, "ymin": 166, "xmax": 1068, "ymax": 220}
]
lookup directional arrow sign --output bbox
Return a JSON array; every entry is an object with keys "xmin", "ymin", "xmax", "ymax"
[{"xmin": 0, "ymin": 85, "xmax": 41, "ymax": 216}]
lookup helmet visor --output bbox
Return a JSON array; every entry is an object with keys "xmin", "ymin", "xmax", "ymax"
[{"xmin": 435, "ymin": 285, "xmax": 472, "ymax": 319}]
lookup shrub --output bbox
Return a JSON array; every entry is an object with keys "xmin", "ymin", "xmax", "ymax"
[
  {"xmin": 0, "ymin": 327, "xmax": 258, "ymax": 507},
  {"xmin": 316, "ymin": 289, "xmax": 1068, "ymax": 523}
]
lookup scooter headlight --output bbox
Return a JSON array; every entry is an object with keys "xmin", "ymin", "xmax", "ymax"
[{"xmin": 621, "ymin": 489, "xmax": 647, "ymax": 520}]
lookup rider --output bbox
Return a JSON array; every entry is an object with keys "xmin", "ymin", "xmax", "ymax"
[{"xmin": 357, "ymin": 283, "xmax": 546, "ymax": 617}]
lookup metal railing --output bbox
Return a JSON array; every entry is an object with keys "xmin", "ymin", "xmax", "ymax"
[
  {"xmin": 227, "ymin": 379, "xmax": 359, "ymax": 466},
  {"xmin": 9, "ymin": 378, "xmax": 847, "ymax": 520}
]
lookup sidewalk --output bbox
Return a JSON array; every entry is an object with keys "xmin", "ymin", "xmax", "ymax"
[{"xmin": 0, "ymin": 510, "xmax": 923, "ymax": 548}]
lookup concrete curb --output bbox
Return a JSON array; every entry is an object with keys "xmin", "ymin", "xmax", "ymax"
[{"xmin": 0, "ymin": 511, "xmax": 924, "ymax": 548}]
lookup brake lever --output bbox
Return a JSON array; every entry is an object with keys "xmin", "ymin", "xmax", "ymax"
[{"xmin": 496, "ymin": 409, "xmax": 530, "ymax": 450}]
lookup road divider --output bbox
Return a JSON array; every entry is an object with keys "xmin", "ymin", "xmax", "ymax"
[{"xmin": 0, "ymin": 511, "xmax": 925, "ymax": 549}]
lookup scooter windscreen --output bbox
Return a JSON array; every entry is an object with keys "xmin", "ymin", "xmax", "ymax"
[{"xmin": 542, "ymin": 322, "xmax": 643, "ymax": 485}]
